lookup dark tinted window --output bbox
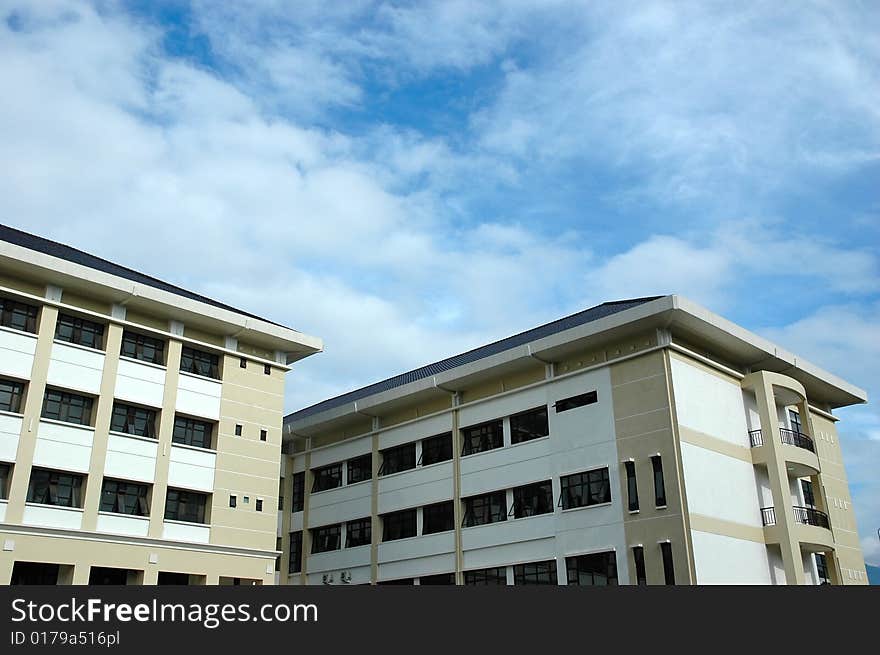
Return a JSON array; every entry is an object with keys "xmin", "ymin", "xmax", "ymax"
[
  {"xmin": 0, "ymin": 298, "xmax": 38, "ymax": 333},
  {"xmin": 27, "ymin": 468, "xmax": 83, "ymax": 507},
  {"xmin": 514, "ymin": 560, "xmax": 557, "ymax": 585},
  {"xmin": 172, "ymin": 416, "xmax": 213, "ymax": 449},
  {"xmin": 463, "ymin": 491, "xmax": 507, "ymax": 527},
  {"xmin": 422, "ymin": 500, "xmax": 455, "ymax": 534},
  {"xmin": 554, "ymin": 390, "xmax": 598, "ymax": 412},
  {"xmin": 512, "ymin": 480, "xmax": 553, "ymax": 518},
  {"xmin": 180, "ymin": 346, "xmax": 220, "ymax": 379},
  {"xmin": 164, "ymin": 488, "xmax": 207, "ymax": 523},
  {"xmin": 633, "ymin": 547, "xmax": 647, "ymax": 585},
  {"xmin": 289, "ymin": 532, "xmax": 303, "ymax": 573},
  {"xmin": 312, "ymin": 524, "xmax": 342, "ymax": 553},
  {"xmin": 346, "ymin": 517, "xmax": 371, "ymax": 548},
  {"xmin": 560, "ymin": 468, "xmax": 611, "ymax": 509},
  {"xmin": 347, "ymin": 454, "xmax": 372, "ymax": 484},
  {"xmin": 291, "ymin": 472, "xmax": 305, "ymax": 512},
  {"xmin": 379, "ymin": 443, "xmax": 416, "ymax": 476},
  {"xmin": 312, "ymin": 463, "xmax": 342, "ymax": 492},
  {"xmin": 0, "ymin": 463, "xmax": 10, "ymax": 500},
  {"xmin": 55, "ymin": 313, "xmax": 104, "ymax": 349},
  {"xmin": 660, "ymin": 542, "xmax": 675, "ymax": 585},
  {"xmin": 566, "ymin": 551, "xmax": 618, "ymax": 586},
  {"xmin": 420, "ymin": 432, "xmax": 452, "ymax": 466},
  {"xmin": 420, "ymin": 573, "xmax": 455, "ymax": 585},
  {"xmin": 0, "ymin": 378, "xmax": 24, "ymax": 414},
  {"xmin": 41, "ymin": 389, "xmax": 93, "ymax": 426},
  {"xmin": 510, "ymin": 406, "xmax": 549, "ymax": 444},
  {"xmin": 461, "ymin": 419, "xmax": 503, "ymax": 456},
  {"xmin": 651, "ymin": 455, "xmax": 667, "ymax": 507},
  {"xmin": 100, "ymin": 479, "xmax": 149, "ymax": 516},
  {"xmin": 120, "ymin": 331, "xmax": 165, "ymax": 365},
  {"xmin": 382, "ymin": 508, "xmax": 417, "ymax": 541},
  {"xmin": 624, "ymin": 460, "xmax": 639, "ymax": 512},
  {"xmin": 110, "ymin": 402, "xmax": 157, "ymax": 439},
  {"xmin": 464, "ymin": 567, "xmax": 507, "ymax": 585}
]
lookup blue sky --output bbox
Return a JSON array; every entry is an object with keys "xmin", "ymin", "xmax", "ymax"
[{"xmin": 1, "ymin": 1, "xmax": 878, "ymax": 567}]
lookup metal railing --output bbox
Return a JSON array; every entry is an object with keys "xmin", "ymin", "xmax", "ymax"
[
  {"xmin": 748, "ymin": 429, "xmax": 764, "ymax": 447},
  {"xmin": 793, "ymin": 505, "xmax": 830, "ymax": 529},
  {"xmin": 779, "ymin": 428, "xmax": 815, "ymax": 452},
  {"xmin": 760, "ymin": 507, "xmax": 777, "ymax": 526}
]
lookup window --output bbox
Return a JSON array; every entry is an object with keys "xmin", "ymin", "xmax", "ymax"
[
  {"xmin": 377, "ymin": 578, "xmax": 414, "ymax": 585},
  {"xmin": 802, "ymin": 479, "xmax": 816, "ymax": 509},
  {"xmin": 510, "ymin": 406, "xmax": 549, "ymax": 444},
  {"xmin": 55, "ymin": 313, "xmax": 104, "ymax": 350},
  {"xmin": 633, "ymin": 547, "xmax": 647, "ymax": 585},
  {"xmin": 554, "ymin": 390, "xmax": 597, "ymax": 412},
  {"xmin": 514, "ymin": 560, "xmax": 558, "ymax": 585},
  {"xmin": 289, "ymin": 532, "xmax": 303, "ymax": 573},
  {"xmin": 347, "ymin": 454, "xmax": 372, "ymax": 484},
  {"xmin": 120, "ymin": 331, "xmax": 165, "ymax": 365},
  {"xmin": 260, "ymin": 429, "xmax": 267, "ymax": 442},
  {"xmin": 815, "ymin": 553, "xmax": 830, "ymax": 584},
  {"xmin": 110, "ymin": 402, "xmax": 157, "ymax": 439},
  {"xmin": 234, "ymin": 424, "xmax": 242, "ymax": 436},
  {"xmin": 464, "ymin": 567, "xmax": 507, "ymax": 585},
  {"xmin": 420, "ymin": 573, "xmax": 455, "ymax": 585},
  {"xmin": 0, "ymin": 462, "xmax": 11, "ymax": 500},
  {"xmin": 239, "ymin": 357, "xmax": 247, "ymax": 369},
  {"xmin": 229, "ymin": 495, "xmax": 237, "ymax": 508},
  {"xmin": 379, "ymin": 443, "xmax": 416, "ymax": 476},
  {"xmin": 26, "ymin": 468, "xmax": 83, "ymax": 507},
  {"xmin": 164, "ymin": 488, "xmax": 207, "ymax": 523},
  {"xmin": 660, "ymin": 542, "xmax": 675, "ymax": 585},
  {"xmin": 560, "ymin": 468, "xmax": 611, "ymax": 509},
  {"xmin": 651, "ymin": 455, "xmax": 667, "ymax": 507},
  {"xmin": 41, "ymin": 389, "xmax": 93, "ymax": 426},
  {"xmin": 624, "ymin": 460, "xmax": 639, "ymax": 512},
  {"xmin": 566, "ymin": 551, "xmax": 618, "ymax": 586},
  {"xmin": 278, "ymin": 480, "xmax": 284, "ymax": 510},
  {"xmin": 789, "ymin": 409, "xmax": 802, "ymax": 433},
  {"xmin": 180, "ymin": 346, "xmax": 220, "ymax": 379},
  {"xmin": 0, "ymin": 378, "xmax": 24, "ymax": 414},
  {"xmin": 291, "ymin": 472, "xmax": 305, "ymax": 512},
  {"xmin": 275, "ymin": 537, "xmax": 282, "ymax": 572},
  {"xmin": 382, "ymin": 508, "xmax": 417, "ymax": 541},
  {"xmin": 512, "ymin": 480, "xmax": 553, "ymax": 518},
  {"xmin": 422, "ymin": 500, "xmax": 454, "ymax": 534},
  {"xmin": 172, "ymin": 416, "xmax": 214, "ymax": 449},
  {"xmin": 264, "ymin": 364, "xmax": 271, "ymax": 375},
  {"xmin": 99, "ymin": 479, "xmax": 149, "ymax": 516},
  {"xmin": 346, "ymin": 517, "xmax": 371, "ymax": 548},
  {"xmin": 463, "ymin": 491, "xmax": 507, "ymax": 527},
  {"xmin": 0, "ymin": 297, "xmax": 38, "ymax": 333},
  {"xmin": 312, "ymin": 523, "xmax": 342, "ymax": 553},
  {"xmin": 419, "ymin": 432, "xmax": 452, "ymax": 466},
  {"xmin": 461, "ymin": 419, "xmax": 503, "ymax": 456},
  {"xmin": 312, "ymin": 463, "xmax": 342, "ymax": 492}
]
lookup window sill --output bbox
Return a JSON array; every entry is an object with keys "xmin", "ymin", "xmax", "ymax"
[
  {"xmin": 163, "ymin": 518, "xmax": 208, "ymax": 527},
  {"xmin": 310, "ymin": 485, "xmax": 344, "ymax": 496},
  {"xmin": 377, "ymin": 467, "xmax": 418, "ymax": 480},
  {"xmin": 508, "ymin": 434, "xmax": 550, "ymax": 448},
  {"xmin": 119, "ymin": 355, "xmax": 166, "ymax": 371},
  {"xmin": 343, "ymin": 478, "xmax": 373, "ymax": 489},
  {"xmin": 170, "ymin": 441, "xmax": 217, "ymax": 456},
  {"xmin": 655, "ymin": 505, "xmax": 668, "ymax": 510},
  {"xmin": 628, "ymin": 509, "xmax": 640, "ymax": 515},
  {"xmin": 560, "ymin": 501, "xmax": 613, "ymax": 514},
  {"xmin": 24, "ymin": 502, "xmax": 83, "ymax": 513},
  {"xmin": 108, "ymin": 430, "xmax": 158, "ymax": 445},
  {"xmin": 509, "ymin": 510, "xmax": 554, "ymax": 522},
  {"xmin": 460, "ymin": 445, "xmax": 504, "ymax": 459},
  {"xmin": 38, "ymin": 417, "xmax": 95, "ymax": 432},
  {"xmin": 0, "ymin": 409, "xmax": 24, "ymax": 420},
  {"xmin": 178, "ymin": 369, "xmax": 222, "ymax": 384},
  {"xmin": 52, "ymin": 338, "xmax": 106, "ymax": 355},
  {"xmin": 0, "ymin": 324, "xmax": 37, "ymax": 339},
  {"xmin": 460, "ymin": 520, "xmax": 508, "ymax": 532},
  {"xmin": 97, "ymin": 510, "xmax": 149, "ymax": 521}
]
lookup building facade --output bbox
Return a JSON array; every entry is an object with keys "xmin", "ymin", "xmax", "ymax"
[
  {"xmin": 0, "ymin": 225, "xmax": 321, "ymax": 585},
  {"xmin": 280, "ymin": 296, "xmax": 868, "ymax": 585}
]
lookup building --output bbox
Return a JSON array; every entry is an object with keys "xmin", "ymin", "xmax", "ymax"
[
  {"xmin": 280, "ymin": 295, "xmax": 868, "ymax": 585},
  {"xmin": 0, "ymin": 224, "xmax": 321, "ymax": 585}
]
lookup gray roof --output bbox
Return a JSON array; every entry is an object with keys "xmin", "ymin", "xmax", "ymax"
[
  {"xmin": 286, "ymin": 296, "xmax": 662, "ymax": 422},
  {"xmin": 0, "ymin": 223, "xmax": 289, "ymax": 329}
]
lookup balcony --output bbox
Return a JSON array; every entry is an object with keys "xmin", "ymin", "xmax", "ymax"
[
  {"xmin": 760, "ymin": 505, "xmax": 830, "ymax": 530},
  {"xmin": 748, "ymin": 429, "xmax": 764, "ymax": 447},
  {"xmin": 779, "ymin": 428, "xmax": 815, "ymax": 453}
]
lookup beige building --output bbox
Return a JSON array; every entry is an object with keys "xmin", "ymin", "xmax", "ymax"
[
  {"xmin": 0, "ymin": 224, "xmax": 321, "ymax": 585},
  {"xmin": 280, "ymin": 295, "xmax": 868, "ymax": 585}
]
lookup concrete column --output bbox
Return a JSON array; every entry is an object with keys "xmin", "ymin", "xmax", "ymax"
[
  {"xmin": 370, "ymin": 429, "xmax": 379, "ymax": 584},
  {"xmin": 451, "ymin": 393, "xmax": 463, "ymax": 585},
  {"xmin": 300, "ymin": 450, "xmax": 312, "ymax": 584},
  {"xmin": 148, "ymin": 338, "xmax": 183, "ymax": 538},
  {"xmin": 72, "ymin": 562, "xmax": 91, "ymax": 585}
]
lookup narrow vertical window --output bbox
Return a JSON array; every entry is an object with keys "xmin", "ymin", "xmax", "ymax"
[
  {"xmin": 291, "ymin": 471, "xmax": 305, "ymax": 512},
  {"xmin": 651, "ymin": 455, "xmax": 667, "ymax": 507},
  {"xmin": 234, "ymin": 424, "xmax": 242, "ymax": 436},
  {"xmin": 624, "ymin": 460, "xmax": 639, "ymax": 512},
  {"xmin": 260, "ymin": 429, "xmax": 267, "ymax": 442},
  {"xmin": 632, "ymin": 546, "xmax": 647, "ymax": 585},
  {"xmin": 255, "ymin": 499, "xmax": 263, "ymax": 512},
  {"xmin": 239, "ymin": 357, "xmax": 247, "ymax": 369},
  {"xmin": 289, "ymin": 532, "xmax": 303, "ymax": 573},
  {"xmin": 801, "ymin": 479, "xmax": 815, "ymax": 509},
  {"xmin": 229, "ymin": 495, "xmax": 237, "ymax": 508},
  {"xmin": 660, "ymin": 542, "xmax": 675, "ymax": 585},
  {"xmin": 264, "ymin": 364, "xmax": 271, "ymax": 375}
]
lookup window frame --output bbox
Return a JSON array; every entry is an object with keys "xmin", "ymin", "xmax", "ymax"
[
  {"xmin": 565, "ymin": 551, "xmax": 618, "ymax": 586},
  {"xmin": 289, "ymin": 532, "xmax": 303, "ymax": 573},
  {"xmin": 120, "ymin": 330, "xmax": 165, "ymax": 366},
  {"xmin": 651, "ymin": 455, "xmax": 667, "ymax": 507},
  {"xmin": 347, "ymin": 453, "xmax": 372, "ymax": 485},
  {"xmin": 0, "ymin": 297, "xmax": 38, "ymax": 333},
  {"xmin": 559, "ymin": 467, "xmax": 611, "ymax": 510},
  {"xmin": 660, "ymin": 541, "xmax": 675, "ymax": 585},
  {"xmin": 26, "ymin": 468, "xmax": 84, "ymax": 508},
  {"xmin": 164, "ymin": 488, "xmax": 208, "ymax": 524},
  {"xmin": 378, "ymin": 442, "xmax": 416, "ymax": 476},
  {"xmin": 291, "ymin": 472, "xmax": 305, "ymax": 512},
  {"xmin": 179, "ymin": 346, "xmax": 221, "ymax": 380},
  {"xmin": 553, "ymin": 390, "xmax": 598, "ymax": 413},
  {"xmin": 624, "ymin": 460, "xmax": 639, "ymax": 512},
  {"xmin": 0, "ymin": 462, "xmax": 12, "ymax": 500},
  {"xmin": 460, "ymin": 419, "xmax": 503, "ymax": 456},
  {"xmin": 99, "ymin": 478, "xmax": 149, "ymax": 516},
  {"xmin": 171, "ymin": 415, "xmax": 214, "ymax": 450},
  {"xmin": 311, "ymin": 462, "xmax": 343, "ymax": 493},
  {"xmin": 633, "ymin": 546, "xmax": 647, "ymax": 585},
  {"xmin": 55, "ymin": 313, "xmax": 105, "ymax": 350},
  {"xmin": 463, "ymin": 490, "xmax": 507, "ymax": 527},
  {"xmin": 511, "ymin": 480, "xmax": 554, "ymax": 518},
  {"xmin": 0, "ymin": 378, "xmax": 24, "ymax": 414},
  {"xmin": 381, "ymin": 508, "xmax": 417, "ymax": 542},
  {"xmin": 311, "ymin": 523, "xmax": 342, "ymax": 554},
  {"xmin": 41, "ymin": 388, "xmax": 94, "ymax": 426},
  {"xmin": 110, "ymin": 402, "xmax": 158, "ymax": 439},
  {"xmin": 510, "ymin": 406, "xmax": 549, "ymax": 444},
  {"xmin": 422, "ymin": 500, "xmax": 455, "ymax": 534},
  {"xmin": 464, "ymin": 567, "xmax": 507, "ymax": 586},
  {"xmin": 345, "ymin": 517, "xmax": 372, "ymax": 548},
  {"xmin": 514, "ymin": 560, "xmax": 558, "ymax": 585},
  {"xmin": 419, "ymin": 432, "xmax": 453, "ymax": 466}
]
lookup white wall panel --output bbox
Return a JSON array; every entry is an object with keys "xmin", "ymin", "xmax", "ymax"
[
  {"xmin": 462, "ymin": 537, "xmax": 556, "ymax": 571},
  {"xmin": 176, "ymin": 372, "xmax": 221, "ymax": 420},
  {"xmin": 162, "ymin": 521, "xmax": 210, "ymax": 543},
  {"xmin": 307, "ymin": 545, "xmax": 371, "ymax": 574},
  {"xmin": 115, "ymin": 359, "xmax": 165, "ymax": 408},
  {"xmin": 691, "ymin": 530, "xmax": 773, "ymax": 584},
  {"xmin": 378, "ymin": 462, "xmax": 453, "ymax": 514},
  {"xmin": 22, "ymin": 505, "xmax": 83, "ymax": 530},
  {"xmin": 461, "ymin": 514, "xmax": 555, "ymax": 551},
  {"xmin": 378, "ymin": 532, "xmax": 455, "ymax": 564},
  {"xmin": 0, "ymin": 413, "xmax": 22, "ymax": 462},
  {"xmin": 680, "ymin": 442, "xmax": 763, "ymax": 527},
  {"xmin": 96, "ymin": 513, "xmax": 150, "ymax": 537},
  {"xmin": 309, "ymin": 483, "xmax": 372, "ymax": 526},
  {"xmin": 167, "ymin": 445, "xmax": 216, "ymax": 492},
  {"xmin": 0, "ymin": 500, "xmax": 6, "ymax": 523},
  {"xmin": 378, "ymin": 413, "xmax": 452, "ymax": 450},
  {"xmin": 0, "ymin": 328, "xmax": 36, "ymax": 379},
  {"xmin": 32, "ymin": 421, "xmax": 93, "ymax": 473},
  {"xmin": 460, "ymin": 438, "xmax": 551, "ymax": 496},
  {"xmin": 104, "ymin": 433, "xmax": 158, "ymax": 482},
  {"xmin": 310, "ymin": 435, "xmax": 371, "ymax": 469},
  {"xmin": 46, "ymin": 342, "xmax": 104, "ymax": 395}
]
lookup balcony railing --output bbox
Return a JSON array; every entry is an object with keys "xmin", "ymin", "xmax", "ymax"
[
  {"xmin": 748, "ymin": 429, "xmax": 764, "ymax": 447},
  {"xmin": 760, "ymin": 505, "xmax": 830, "ymax": 530},
  {"xmin": 793, "ymin": 505, "xmax": 830, "ymax": 529},
  {"xmin": 746, "ymin": 428, "xmax": 815, "ymax": 453},
  {"xmin": 779, "ymin": 428, "xmax": 815, "ymax": 453}
]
